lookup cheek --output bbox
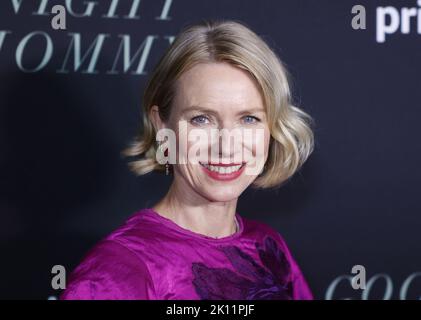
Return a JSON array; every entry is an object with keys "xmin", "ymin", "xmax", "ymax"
[
  {"xmin": 171, "ymin": 123, "xmax": 207, "ymax": 164},
  {"xmin": 185, "ymin": 129, "xmax": 213, "ymax": 164},
  {"xmin": 243, "ymin": 127, "xmax": 270, "ymax": 161}
]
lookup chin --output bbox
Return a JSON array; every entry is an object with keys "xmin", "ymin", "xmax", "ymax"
[{"xmin": 200, "ymin": 185, "xmax": 244, "ymax": 202}]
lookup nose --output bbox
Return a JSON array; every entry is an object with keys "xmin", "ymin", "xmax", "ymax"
[{"xmin": 212, "ymin": 125, "xmax": 243, "ymax": 163}]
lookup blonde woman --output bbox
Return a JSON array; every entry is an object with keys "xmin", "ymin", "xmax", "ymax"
[{"xmin": 61, "ymin": 19, "xmax": 315, "ymax": 300}]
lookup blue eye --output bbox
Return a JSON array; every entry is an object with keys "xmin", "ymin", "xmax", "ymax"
[
  {"xmin": 243, "ymin": 115, "xmax": 260, "ymax": 124},
  {"xmin": 191, "ymin": 115, "xmax": 210, "ymax": 125}
]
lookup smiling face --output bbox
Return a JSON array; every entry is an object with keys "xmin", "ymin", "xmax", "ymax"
[{"xmin": 153, "ymin": 61, "xmax": 271, "ymax": 202}]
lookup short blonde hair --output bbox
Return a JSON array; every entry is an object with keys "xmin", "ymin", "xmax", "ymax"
[{"xmin": 121, "ymin": 19, "xmax": 315, "ymax": 190}]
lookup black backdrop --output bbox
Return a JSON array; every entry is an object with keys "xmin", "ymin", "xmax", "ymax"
[{"xmin": 1, "ymin": 0, "xmax": 420, "ymax": 299}]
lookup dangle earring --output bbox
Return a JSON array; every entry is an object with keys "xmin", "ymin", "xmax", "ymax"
[
  {"xmin": 165, "ymin": 160, "xmax": 169, "ymax": 176},
  {"xmin": 158, "ymin": 142, "xmax": 170, "ymax": 176}
]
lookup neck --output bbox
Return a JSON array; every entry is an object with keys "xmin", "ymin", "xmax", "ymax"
[{"xmin": 152, "ymin": 180, "xmax": 239, "ymax": 238}]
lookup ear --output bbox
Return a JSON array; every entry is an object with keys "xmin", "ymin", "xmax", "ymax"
[{"xmin": 149, "ymin": 105, "xmax": 167, "ymax": 132}]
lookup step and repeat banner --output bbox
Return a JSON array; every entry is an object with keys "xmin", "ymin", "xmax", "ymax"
[{"xmin": 0, "ymin": 0, "xmax": 420, "ymax": 299}]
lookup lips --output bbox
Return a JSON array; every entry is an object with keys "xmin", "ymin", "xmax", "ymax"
[{"xmin": 199, "ymin": 162, "xmax": 246, "ymax": 181}]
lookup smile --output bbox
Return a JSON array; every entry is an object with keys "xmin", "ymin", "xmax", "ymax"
[{"xmin": 199, "ymin": 162, "xmax": 246, "ymax": 181}]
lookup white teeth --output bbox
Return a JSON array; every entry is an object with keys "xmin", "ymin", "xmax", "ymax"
[{"xmin": 200, "ymin": 163, "xmax": 242, "ymax": 174}]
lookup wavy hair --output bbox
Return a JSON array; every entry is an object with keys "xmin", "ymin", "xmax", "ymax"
[{"xmin": 121, "ymin": 19, "xmax": 315, "ymax": 189}]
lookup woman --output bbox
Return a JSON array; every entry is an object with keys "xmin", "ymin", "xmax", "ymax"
[{"xmin": 60, "ymin": 19, "xmax": 315, "ymax": 300}]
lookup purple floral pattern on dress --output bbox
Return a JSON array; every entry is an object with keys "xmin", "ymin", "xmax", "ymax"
[{"xmin": 191, "ymin": 235, "xmax": 293, "ymax": 300}]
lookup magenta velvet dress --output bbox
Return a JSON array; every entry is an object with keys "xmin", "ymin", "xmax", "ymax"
[{"xmin": 60, "ymin": 208, "xmax": 313, "ymax": 300}]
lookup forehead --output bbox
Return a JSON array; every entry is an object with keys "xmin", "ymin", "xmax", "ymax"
[{"xmin": 173, "ymin": 62, "xmax": 264, "ymax": 112}]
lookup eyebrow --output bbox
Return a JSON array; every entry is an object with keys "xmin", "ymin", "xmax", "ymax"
[{"xmin": 181, "ymin": 105, "xmax": 266, "ymax": 116}]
